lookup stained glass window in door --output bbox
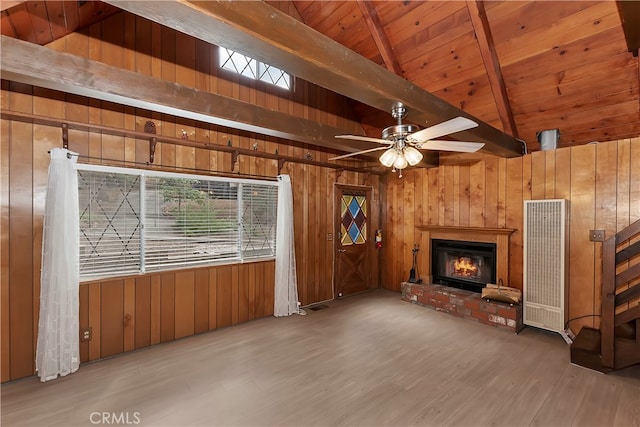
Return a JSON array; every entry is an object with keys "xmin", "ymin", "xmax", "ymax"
[{"xmin": 340, "ymin": 194, "xmax": 367, "ymax": 245}]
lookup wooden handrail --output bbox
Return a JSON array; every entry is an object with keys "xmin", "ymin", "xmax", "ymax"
[
  {"xmin": 616, "ymin": 218, "xmax": 640, "ymax": 243},
  {"xmin": 601, "ymin": 237, "xmax": 616, "ymax": 368},
  {"xmin": 601, "ymin": 218, "xmax": 640, "ymax": 369}
]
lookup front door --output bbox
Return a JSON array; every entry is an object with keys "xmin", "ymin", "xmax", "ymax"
[{"xmin": 334, "ymin": 185, "xmax": 372, "ymax": 297}]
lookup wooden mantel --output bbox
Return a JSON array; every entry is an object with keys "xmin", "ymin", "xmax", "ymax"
[
  {"xmin": 416, "ymin": 226, "xmax": 515, "ymax": 235},
  {"xmin": 416, "ymin": 225, "xmax": 516, "ymax": 287}
]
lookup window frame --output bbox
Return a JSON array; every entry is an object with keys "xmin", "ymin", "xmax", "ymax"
[
  {"xmin": 75, "ymin": 163, "xmax": 278, "ymax": 282},
  {"xmin": 218, "ymin": 46, "xmax": 293, "ymax": 91}
]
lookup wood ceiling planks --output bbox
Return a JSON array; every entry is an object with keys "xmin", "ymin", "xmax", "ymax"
[
  {"xmin": 1, "ymin": 0, "xmax": 638, "ymax": 152},
  {"xmin": 1, "ymin": 1, "xmax": 119, "ymax": 45},
  {"xmin": 356, "ymin": 0, "xmax": 402, "ymax": 75},
  {"xmin": 1, "ymin": 2, "xmax": 37, "ymax": 43},
  {"xmin": 0, "ymin": 9, "xmax": 16, "ymax": 38},
  {"xmin": 45, "ymin": 2, "xmax": 80, "ymax": 41},
  {"xmin": 487, "ymin": 1, "xmax": 596, "ymax": 45},
  {"xmin": 467, "ymin": 0, "xmax": 516, "ymax": 137},
  {"xmin": 295, "ymin": 0, "xmax": 638, "ymax": 150},
  {"xmin": 390, "ymin": 2, "xmax": 469, "ymax": 65},
  {"xmin": 495, "ymin": 2, "xmax": 620, "ymax": 68}
]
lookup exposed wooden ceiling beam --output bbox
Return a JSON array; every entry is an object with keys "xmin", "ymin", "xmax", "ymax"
[
  {"xmin": 466, "ymin": 0, "xmax": 518, "ymax": 138},
  {"xmin": 356, "ymin": 0, "xmax": 403, "ymax": 76},
  {"xmin": 0, "ymin": 35, "xmax": 382, "ymax": 160},
  {"xmin": 616, "ymin": 0, "xmax": 640, "ymax": 57},
  {"xmin": 104, "ymin": 0, "xmax": 525, "ymax": 158}
]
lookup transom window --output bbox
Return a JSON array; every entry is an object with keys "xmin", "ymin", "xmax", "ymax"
[
  {"xmin": 76, "ymin": 164, "xmax": 278, "ymax": 280},
  {"xmin": 219, "ymin": 47, "xmax": 291, "ymax": 90}
]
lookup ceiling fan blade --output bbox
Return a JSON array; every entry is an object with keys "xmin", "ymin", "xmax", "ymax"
[
  {"xmin": 419, "ymin": 140, "xmax": 485, "ymax": 152},
  {"xmin": 329, "ymin": 146, "xmax": 389, "ymax": 161},
  {"xmin": 407, "ymin": 117, "xmax": 479, "ymax": 142},
  {"xmin": 336, "ymin": 134, "xmax": 393, "ymax": 145}
]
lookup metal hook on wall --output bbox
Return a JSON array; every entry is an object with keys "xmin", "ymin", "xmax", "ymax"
[{"xmin": 62, "ymin": 123, "xmax": 69, "ymax": 149}]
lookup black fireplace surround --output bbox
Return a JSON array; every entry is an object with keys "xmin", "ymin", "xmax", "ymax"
[{"xmin": 431, "ymin": 239, "xmax": 497, "ymax": 293}]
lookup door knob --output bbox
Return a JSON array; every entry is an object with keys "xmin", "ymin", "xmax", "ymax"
[{"xmin": 337, "ymin": 249, "xmax": 346, "ymax": 253}]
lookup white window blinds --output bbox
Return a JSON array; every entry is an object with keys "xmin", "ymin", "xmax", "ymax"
[
  {"xmin": 78, "ymin": 169, "xmax": 141, "ymax": 278},
  {"xmin": 240, "ymin": 183, "xmax": 278, "ymax": 258},
  {"xmin": 76, "ymin": 165, "xmax": 277, "ymax": 280}
]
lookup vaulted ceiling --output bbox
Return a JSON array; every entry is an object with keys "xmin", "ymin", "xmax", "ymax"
[
  {"xmin": 1, "ymin": 0, "xmax": 639, "ymax": 159},
  {"xmin": 287, "ymin": 0, "xmax": 639, "ymax": 150}
]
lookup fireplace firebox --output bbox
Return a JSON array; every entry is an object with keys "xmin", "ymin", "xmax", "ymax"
[{"xmin": 431, "ymin": 239, "xmax": 496, "ymax": 293}]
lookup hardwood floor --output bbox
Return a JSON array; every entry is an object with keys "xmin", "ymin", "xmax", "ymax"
[{"xmin": 1, "ymin": 289, "xmax": 638, "ymax": 426}]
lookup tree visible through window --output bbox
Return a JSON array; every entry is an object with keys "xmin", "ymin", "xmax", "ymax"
[
  {"xmin": 77, "ymin": 165, "xmax": 278, "ymax": 280},
  {"xmin": 219, "ymin": 47, "xmax": 291, "ymax": 90}
]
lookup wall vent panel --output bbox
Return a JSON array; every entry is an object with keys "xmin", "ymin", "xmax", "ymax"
[{"xmin": 523, "ymin": 199, "xmax": 568, "ymax": 333}]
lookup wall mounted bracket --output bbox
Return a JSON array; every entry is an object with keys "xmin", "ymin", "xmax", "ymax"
[
  {"xmin": 62, "ymin": 123, "xmax": 68, "ymax": 149},
  {"xmin": 144, "ymin": 120, "xmax": 158, "ymax": 164},
  {"xmin": 278, "ymin": 158, "xmax": 286, "ymax": 175},
  {"xmin": 231, "ymin": 150, "xmax": 239, "ymax": 171},
  {"xmin": 149, "ymin": 137, "xmax": 157, "ymax": 164}
]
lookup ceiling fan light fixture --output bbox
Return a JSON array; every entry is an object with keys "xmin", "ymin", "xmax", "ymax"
[
  {"xmin": 335, "ymin": 104, "xmax": 482, "ymax": 174},
  {"xmin": 392, "ymin": 153, "xmax": 409, "ymax": 170},
  {"xmin": 379, "ymin": 148, "xmax": 398, "ymax": 167},
  {"xmin": 404, "ymin": 146, "xmax": 423, "ymax": 166}
]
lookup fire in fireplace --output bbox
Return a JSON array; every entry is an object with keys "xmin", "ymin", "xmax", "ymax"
[
  {"xmin": 431, "ymin": 239, "xmax": 496, "ymax": 293},
  {"xmin": 452, "ymin": 257, "xmax": 480, "ymax": 278}
]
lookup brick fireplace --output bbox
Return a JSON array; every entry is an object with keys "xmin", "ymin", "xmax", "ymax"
[
  {"xmin": 401, "ymin": 282, "xmax": 523, "ymax": 333},
  {"xmin": 402, "ymin": 225, "xmax": 522, "ymax": 332}
]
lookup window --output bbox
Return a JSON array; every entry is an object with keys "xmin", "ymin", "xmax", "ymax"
[
  {"xmin": 219, "ymin": 47, "xmax": 291, "ymax": 90},
  {"xmin": 77, "ymin": 164, "xmax": 278, "ymax": 280},
  {"xmin": 340, "ymin": 194, "xmax": 367, "ymax": 246}
]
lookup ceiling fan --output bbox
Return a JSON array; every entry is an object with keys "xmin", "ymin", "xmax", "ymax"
[{"xmin": 330, "ymin": 103, "xmax": 484, "ymax": 175}]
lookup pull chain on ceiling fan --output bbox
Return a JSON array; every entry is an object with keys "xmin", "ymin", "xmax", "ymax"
[{"xmin": 330, "ymin": 103, "xmax": 484, "ymax": 175}]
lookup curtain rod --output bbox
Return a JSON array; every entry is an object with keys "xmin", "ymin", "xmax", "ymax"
[
  {"xmin": 47, "ymin": 151, "xmax": 278, "ymax": 181},
  {"xmin": 4, "ymin": 109, "xmax": 384, "ymax": 175}
]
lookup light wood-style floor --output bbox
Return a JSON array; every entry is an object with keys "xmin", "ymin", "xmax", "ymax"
[{"xmin": 2, "ymin": 289, "xmax": 639, "ymax": 426}]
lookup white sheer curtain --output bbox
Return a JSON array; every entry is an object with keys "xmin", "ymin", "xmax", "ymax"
[
  {"xmin": 274, "ymin": 174, "xmax": 301, "ymax": 317},
  {"xmin": 36, "ymin": 148, "xmax": 80, "ymax": 382}
]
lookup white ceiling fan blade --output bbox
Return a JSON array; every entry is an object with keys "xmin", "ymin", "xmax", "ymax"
[
  {"xmin": 419, "ymin": 140, "xmax": 485, "ymax": 152},
  {"xmin": 336, "ymin": 134, "xmax": 393, "ymax": 145},
  {"xmin": 329, "ymin": 146, "xmax": 389, "ymax": 161},
  {"xmin": 407, "ymin": 117, "xmax": 478, "ymax": 142}
]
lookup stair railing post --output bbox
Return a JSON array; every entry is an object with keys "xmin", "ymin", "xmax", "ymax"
[{"xmin": 601, "ymin": 236, "xmax": 616, "ymax": 368}]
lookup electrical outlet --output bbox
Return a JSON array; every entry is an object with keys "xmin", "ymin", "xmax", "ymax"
[
  {"xmin": 589, "ymin": 230, "xmax": 605, "ymax": 242},
  {"xmin": 327, "ymin": 233, "xmax": 333, "ymax": 241},
  {"xmin": 81, "ymin": 327, "xmax": 92, "ymax": 342}
]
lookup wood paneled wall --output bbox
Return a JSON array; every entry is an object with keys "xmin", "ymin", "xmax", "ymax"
[
  {"xmin": 0, "ymin": 12, "xmax": 380, "ymax": 382},
  {"xmin": 381, "ymin": 139, "xmax": 640, "ymax": 334},
  {"xmin": 78, "ymin": 263, "xmax": 275, "ymax": 362}
]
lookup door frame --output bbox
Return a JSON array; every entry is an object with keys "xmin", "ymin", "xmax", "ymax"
[{"xmin": 333, "ymin": 184, "xmax": 374, "ymax": 297}]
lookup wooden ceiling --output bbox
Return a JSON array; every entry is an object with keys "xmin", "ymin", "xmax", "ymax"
[
  {"xmin": 289, "ymin": 0, "xmax": 639, "ymax": 149},
  {"xmin": 1, "ymin": 0, "xmax": 639, "ymax": 154}
]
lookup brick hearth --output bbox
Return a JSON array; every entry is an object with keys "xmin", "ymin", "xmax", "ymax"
[{"xmin": 401, "ymin": 282, "xmax": 523, "ymax": 333}]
